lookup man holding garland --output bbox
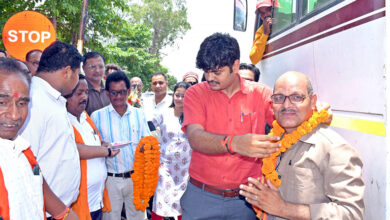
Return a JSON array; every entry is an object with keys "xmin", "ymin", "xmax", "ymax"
[{"xmin": 239, "ymin": 71, "xmax": 365, "ymax": 219}]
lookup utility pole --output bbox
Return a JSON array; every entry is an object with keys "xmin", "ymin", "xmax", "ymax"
[{"xmin": 77, "ymin": 0, "xmax": 89, "ymax": 54}]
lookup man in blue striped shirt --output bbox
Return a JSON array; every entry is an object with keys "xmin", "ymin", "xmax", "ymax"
[{"xmin": 91, "ymin": 71, "xmax": 150, "ymax": 220}]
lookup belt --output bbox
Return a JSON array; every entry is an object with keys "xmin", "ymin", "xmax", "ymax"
[
  {"xmin": 107, "ymin": 171, "xmax": 134, "ymax": 178},
  {"xmin": 189, "ymin": 177, "xmax": 241, "ymax": 198}
]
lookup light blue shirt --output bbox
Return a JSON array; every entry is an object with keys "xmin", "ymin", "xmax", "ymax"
[{"xmin": 91, "ymin": 103, "xmax": 150, "ymax": 173}]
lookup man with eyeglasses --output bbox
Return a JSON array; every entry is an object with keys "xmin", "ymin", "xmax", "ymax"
[
  {"xmin": 25, "ymin": 49, "xmax": 42, "ymax": 76},
  {"xmin": 83, "ymin": 52, "xmax": 110, "ymax": 115},
  {"xmin": 91, "ymin": 71, "xmax": 150, "ymax": 220},
  {"xmin": 240, "ymin": 71, "xmax": 364, "ymax": 220}
]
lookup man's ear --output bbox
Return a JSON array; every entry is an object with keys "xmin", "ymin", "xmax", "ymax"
[
  {"xmin": 63, "ymin": 66, "xmax": 72, "ymax": 79},
  {"xmin": 233, "ymin": 59, "xmax": 240, "ymax": 74},
  {"xmin": 105, "ymin": 90, "xmax": 110, "ymax": 97},
  {"xmin": 311, "ymin": 94, "xmax": 317, "ymax": 109}
]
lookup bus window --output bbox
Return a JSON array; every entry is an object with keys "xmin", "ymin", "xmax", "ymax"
[
  {"xmin": 234, "ymin": 0, "xmax": 248, "ymax": 31},
  {"xmin": 302, "ymin": 0, "xmax": 338, "ymax": 16},
  {"xmin": 272, "ymin": 0, "xmax": 297, "ymax": 34}
]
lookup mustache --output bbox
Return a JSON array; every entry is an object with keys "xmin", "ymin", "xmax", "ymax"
[
  {"xmin": 281, "ymin": 108, "xmax": 297, "ymax": 113},
  {"xmin": 79, "ymin": 100, "xmax": 87, "ymax": 105},
  {"xmin": 207, "ymin": 80, "xmax": 219, "ymax": 84}
]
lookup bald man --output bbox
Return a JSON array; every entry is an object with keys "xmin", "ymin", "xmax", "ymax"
[{"xmin": 240, "ymin": 71, "xmax": 365, "ymax": 220}]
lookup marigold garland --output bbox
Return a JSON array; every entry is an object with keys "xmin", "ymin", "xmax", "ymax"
[
  {"xmin": 132, "ymin": 136, "xmax": 161, "ymax": 211},
  {"xmin": 254, "ymin": 109, "xmax": 329, "ymax": 219}
]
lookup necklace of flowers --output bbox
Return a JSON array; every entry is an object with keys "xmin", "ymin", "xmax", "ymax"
[
  {"xmin": 132, "ymin": 136, "xmax": 161, "ymax": 211},
  {"xmin": 254, "ymin": 109, "xmax": 329, "ymax": 219}
]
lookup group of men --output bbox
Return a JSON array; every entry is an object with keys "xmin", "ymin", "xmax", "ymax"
[{"xmin": 0, "ymin": 39, "xmax": 179, "ymax": 220}]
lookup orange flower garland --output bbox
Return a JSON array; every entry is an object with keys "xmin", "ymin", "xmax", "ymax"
[
  {"xmin": 132, "ymin": 136, "xmax": 161, "ymax": 211},
  {"xmin": 254, "ymin": 109, "xmax": 329, "ymax": 219}
]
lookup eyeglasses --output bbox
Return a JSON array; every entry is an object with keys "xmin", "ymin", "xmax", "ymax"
[
  {"xmin": 174, "ymin": 93, "xmax": 185, "ymax": 99},
  {"xmin": 131, "ymin": 84, "xmax": 142, "ymax": 89},
  {"xmin": 188, "ymin": 81, "xmax": 197, "ymax": 86},
  {"xmin": 271, "ymin": 94, "xmax": 307, "ymax": 104},
  {"xmin": 109, "ymin": 90, "xmax": 128, "ymax": 96},
  {"xmin": 87, "ymin": 65, "xmax": 105, "ymax": 70}
]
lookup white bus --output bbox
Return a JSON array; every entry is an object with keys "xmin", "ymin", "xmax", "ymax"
[{"xmin": 233, "ymin": 0, "xmax": 387, "ymax": 218}]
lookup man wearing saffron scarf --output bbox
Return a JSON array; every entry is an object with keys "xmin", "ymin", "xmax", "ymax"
[
  {"xmin": 65, "ymin": 74, "xmax": 120, "ymax": 220},
  {"xmin": 240, "ymin": 71, "xmax": 365, "ymax": 219},
  {"xmin": 0, "ymin": 58, "xmax": 78, "ymax": 220}
]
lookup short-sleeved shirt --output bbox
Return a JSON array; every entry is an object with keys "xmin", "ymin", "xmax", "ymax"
[
  {"xmin": 182, "ymin": 75, "xmax": 274, "ymax": 189},
  {"xmin": 142, "ymin": 92, "xmax": 173, "ymax": 121},
  {"xmin": 85, "ymin": 80, "xmax": 110, "ymax": 115},
  {"xmin": 69, "ymin": 111, "xmax": 106, "ymax": 212},
  {"xmin": 91, "ymin": 103, "xmax": 151, "ymax": 173},
  {"xmin": 20, "ymin": 76, "xmax": 80, "ymax": 210}
]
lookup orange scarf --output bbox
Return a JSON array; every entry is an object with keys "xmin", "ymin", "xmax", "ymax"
[
  {"xmin": 71, "ymin": 111, "xmax": 111, "ymax": 219},
  {"xmin": 0, "ymin": 147, "xmax": 45, "ymax": 220}
]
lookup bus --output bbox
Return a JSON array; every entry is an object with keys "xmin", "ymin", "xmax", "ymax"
[{"xmin": 234, "ymin": 0, "xmax": 387, "ymax": 218}]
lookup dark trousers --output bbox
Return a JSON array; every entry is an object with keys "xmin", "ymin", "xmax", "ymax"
[{"xmin": 90, "ymin": 208, "xmax": 102, "ymax": 220}]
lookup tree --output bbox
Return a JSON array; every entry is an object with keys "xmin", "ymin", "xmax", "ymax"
[
  {"xmin": 128, "ymin": 0, "xmax": 191, "ymax": 57},
  {"xmin": 104, "ymin": 24, "xmax": 176, "ymax": 91},
  {"xmin": 0, "ymin": 0, "xmax": 130, "ymax": 53},
  {"xmin": 0, "ymin": 0, "xmax": 180, "ymax": 87}
]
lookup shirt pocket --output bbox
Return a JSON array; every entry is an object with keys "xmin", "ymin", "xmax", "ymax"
[
  {"xmin": 234, "ymin": 113, "xmax": 252, "ymax": 133},
  {"xmin": 285, "ymin": 166, "xmax": 323, "ymax": 203}
]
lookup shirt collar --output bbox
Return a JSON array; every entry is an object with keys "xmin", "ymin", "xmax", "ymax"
[
  {"xmin": 32, "ymin": 76, "xmax": 63, "ymax": 101},
  {"xmin": 0, "ymin": 136, "xmax": 31, "ymax": 155},
  {"xmin": 87, "ymin": 80, "xmax": 105, "ymax": 92},
  {"xmin": 298, "ymin": 124, "xmax": 326, "ymax": 145},
  {"xmin": 67, "ymin": 111, "xmax": 87, "ymax": 124},
  {"xmin": 108, "ymin": 103, "xmax": 132, "ymax": 116}
]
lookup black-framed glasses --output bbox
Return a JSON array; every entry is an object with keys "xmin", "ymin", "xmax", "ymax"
[
  {"xmin": 271, "ymin": 94, "xmax": 307, "ymax": 104},
  {"xmin": 188, "ymin": 81, "xmax": 197, "ymax": 86},
  {"xmin": 109, "ymin": 90, "xmax": 127, "ymax": 96}
]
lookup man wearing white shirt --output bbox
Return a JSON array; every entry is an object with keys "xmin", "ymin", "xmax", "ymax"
[
  {"xmin": 20, "ymin": 41, "xmax": 83, "ymax": 218},
  {"xmin": 142, "ymin": 72, "xmax": 172, "ymax": 122},
  {"xmin": 91, "ymin": 71, "xmax": 150, "ymax": 220},
  {"xmin": 0, "ymin": 58, "xmax": 79, "ymax": 220},
  {"xmin": 65, "ymin": 74, "xmax": 119, "ymax": 220}
]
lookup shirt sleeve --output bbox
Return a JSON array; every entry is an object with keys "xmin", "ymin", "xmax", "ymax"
[
  {"xmin": 249, "ymin": 25, "xmax": 269, "ymax": 65},
  {"xmin": 182, "ymin": 85, "xmax": 206, "ymax": 134},
  {"xmin": 309, "ymin": 142, "xmax": 365, "ymax": 220}
]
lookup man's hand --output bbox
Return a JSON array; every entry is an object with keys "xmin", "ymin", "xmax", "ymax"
[
  {"xmin": 239, "ymin": 178, "xmax": 285, "ymax": 216},
  {"xmin": 231, "ymin": 134, "xmax": 280, "ymax": 158},
  {"xmin": 109, "ymin": 148, "xmax": 120, "ymax": 157},
  {"xmin": 263, "ymin": 17, "xmax": 273, "ymax": 35},
  {"xmin": 64, "ymin": 209, "xmax": 79, "ymax": 220}
]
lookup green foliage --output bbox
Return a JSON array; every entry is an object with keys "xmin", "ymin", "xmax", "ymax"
[
  {"xmin": 103, "ymin": 24, "xmax": 173, "ymax": 91},
  {"xmin": 129, "ymin": 0, "xmax": 191, "ymax": 56},
  {"xmin": 0, "ymin": 0, "xmax": 186, "ymax": 89}
]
